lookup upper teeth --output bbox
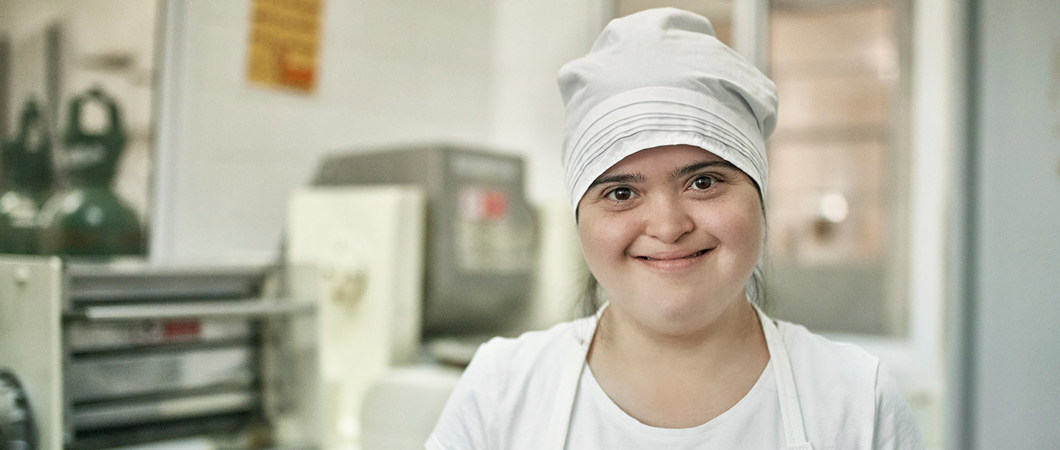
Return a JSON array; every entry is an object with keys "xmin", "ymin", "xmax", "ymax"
[{"xmin": 641, "ymin": 251, "xmax": 705, "ymax": 260}]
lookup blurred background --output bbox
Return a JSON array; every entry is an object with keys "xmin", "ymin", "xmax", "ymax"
[{"xmin": 0, "ymin": 0, "xmax": 1057, "ymax": 449}]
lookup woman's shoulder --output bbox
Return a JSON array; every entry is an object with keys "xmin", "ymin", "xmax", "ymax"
[
  {"xmin": 428, "ymin": 319, "xmax": 592, "ymax": 449},
  {"xmin": 776, "ymin": 319, "xmax": 880, "ymax": 380},
  {"xmin": 775, "ymin": 318, "xmax": 883, "ymax": 445},
  {"xmin": 440, "ymin": 317, "xmax": 590, "ymax": 443},
  {"xmin": 774, "ymin": 319, "xmax": 925, "ymax": 448}
]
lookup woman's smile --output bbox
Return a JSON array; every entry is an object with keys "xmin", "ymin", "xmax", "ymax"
[{"xmin": 632, "ymin": 247, "xmax": 714, "ymax": 271}]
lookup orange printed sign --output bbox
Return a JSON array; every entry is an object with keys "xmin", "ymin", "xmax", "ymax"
[{"xmin": 246, "ymin": 0, "xmax": 323, "ymax": 92}]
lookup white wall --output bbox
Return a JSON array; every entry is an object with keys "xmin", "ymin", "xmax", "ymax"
[
  {"xmin": 488, "ymin": 0, "xmax": 610, "ymax": 203},
  {"xmin": 155, "ymin": 0, "xmax": 494, "ymax": 263},
  {"xmin": 152, "ymin": 0, "xmax": 608, "ymax": 264},
  {"xmin": 970, "ymin": 1, "xmax": 1060, "ymax": 448}
]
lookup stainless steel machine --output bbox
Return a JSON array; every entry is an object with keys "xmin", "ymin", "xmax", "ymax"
[
  {"xmin": 0, "ymin": 256, "xmax": 314, "ymax": 449},
  {"xmin": 311, "ymin": 144, "xmax": 538, "ymax": 339}
]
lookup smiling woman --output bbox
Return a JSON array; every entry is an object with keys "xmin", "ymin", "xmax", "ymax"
[{"xmin": 427, "ymin": 7, "xmax": 924, "ymax": 450}]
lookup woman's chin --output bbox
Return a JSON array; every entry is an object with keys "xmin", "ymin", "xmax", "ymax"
[{"xmin": 611, "ymin": 298, "xmax": 726, "ymax": 335}]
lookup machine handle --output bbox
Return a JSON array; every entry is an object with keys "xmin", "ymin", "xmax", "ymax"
[{"xmin": 73, "ymin": 299, "xmax": 315, "ymax": 321}]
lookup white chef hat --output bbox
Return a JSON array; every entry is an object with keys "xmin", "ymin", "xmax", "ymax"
[{"xmin": 558, "ymin": 7, "xmax": 778, "ymax": 213}]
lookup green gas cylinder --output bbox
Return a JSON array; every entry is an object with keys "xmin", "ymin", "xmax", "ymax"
[
  {"xmin": 0, "ymin": 100, "xmax": 53, "ymax": 254},
  {"xmin": 37, "ymin": 87, "xmax": 143, "ymax": 256}
]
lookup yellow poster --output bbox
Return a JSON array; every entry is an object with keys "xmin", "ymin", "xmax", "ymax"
[{"xmin": 246, "ymin": 0, "xmax": 323, "ymax": 92}]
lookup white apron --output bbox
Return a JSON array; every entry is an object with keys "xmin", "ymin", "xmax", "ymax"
[{"xmin": 544, "ymin": 304, "xmax": 813, "ymax": 450}]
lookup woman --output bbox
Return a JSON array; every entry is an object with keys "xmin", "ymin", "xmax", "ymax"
[{"xmin": 427, "ymin": 8, "xmax": 923, "ymax": 449}]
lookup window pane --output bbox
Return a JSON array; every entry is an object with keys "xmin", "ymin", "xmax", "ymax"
[{"xmin": 765, "ymin": 2, "xmax": 909, "ymax": 336}]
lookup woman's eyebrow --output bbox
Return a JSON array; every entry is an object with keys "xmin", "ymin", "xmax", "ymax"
[
  {"xmin": 671, "ymin": 160, "xmax": 738, "ymax": 178},
  {"xmin": 588, "ymin": 173, "xmax": 644, "ymax": 189}
]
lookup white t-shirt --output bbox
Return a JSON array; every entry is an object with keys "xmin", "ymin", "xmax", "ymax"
[
  {"xmin": 426, "ymin": 315, "xmax": 924, "ymax": 450},
  {"xmin": 567, "ymin": 361, "xmax": 784, "ymax": 448}
]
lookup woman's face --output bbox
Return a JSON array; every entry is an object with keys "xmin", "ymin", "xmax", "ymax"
[{"xmin": 577, "ymin": 145, "xmax": 763, "ymax": 335}]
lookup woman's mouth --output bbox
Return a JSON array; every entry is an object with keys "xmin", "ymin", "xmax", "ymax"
[
  {"xmin": 636, "ymin": 249, "xmax": 710, "ymax": 261},
  {"xmin": 634, "ymin": 248, "xmax": 712, "ymax": 270}
]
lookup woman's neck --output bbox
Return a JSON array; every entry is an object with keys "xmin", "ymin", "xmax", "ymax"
[{"xmin": 586, "ymin": 297, "xmax": 769, "ymax": 428}]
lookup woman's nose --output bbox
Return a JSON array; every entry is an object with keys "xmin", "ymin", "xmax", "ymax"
[{"xmin": 644, "ymin": 196, "xmax": 694, "ymax": 243}]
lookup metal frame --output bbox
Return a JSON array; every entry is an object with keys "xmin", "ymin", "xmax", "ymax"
[
  {"xmin": 148, "ymin": 1, "xmax": 186, "ymax": 263},
  {"xmin": 0, "ymin": 256, "xmax": 316, "ymax": 448},
  {"xmin": 947, "ymin": 0, "xmax": 976, "ymax": 448},
  {"xmin": 1, "ymin": 32, "xmax": 9, "ymax": 137}
]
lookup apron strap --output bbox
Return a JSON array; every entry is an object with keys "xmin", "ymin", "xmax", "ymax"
[
  {"xmin": 545, "ymin": 342, "xmax": 589, "ymax": 449},
  {"xmin": 545, "ymin": 306, "xmax": 603, "ymax": 449},
  {"xmin": 754, "ymin": 304, "xmax": 812, "ymax": 448}
]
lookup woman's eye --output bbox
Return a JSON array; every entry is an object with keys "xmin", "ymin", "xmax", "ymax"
[
  {"xmin": 691, "ymin": 176, "xmax": 717, "ymax": 190},
  {"xmin": 605, "ymin": 187, "xmax": 634, "ymax": 201}
]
